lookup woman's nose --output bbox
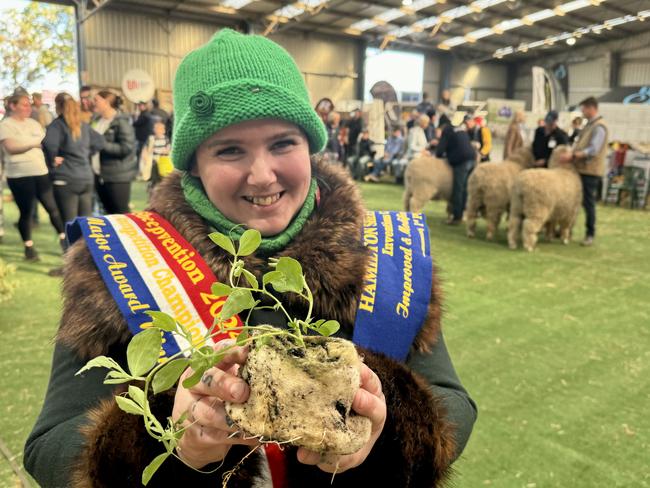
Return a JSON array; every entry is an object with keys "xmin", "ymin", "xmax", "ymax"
[{"xmin": 247, "ymin": 152, "xmax": 277, "ymax": 187}]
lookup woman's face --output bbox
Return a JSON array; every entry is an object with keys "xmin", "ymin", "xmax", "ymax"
[
  {"xmin": 93, "ymin": 95, "xmax": 110, "ymax": 115},
  {"xmin": 11, "ymin": 96, "xmax": 31, "ymax": 119},
  {"xmin": 193, "ymin": 119, "xmax": 312, "ymax": 237}
]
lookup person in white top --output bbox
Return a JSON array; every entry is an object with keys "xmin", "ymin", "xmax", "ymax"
[
  {"xmin": 0, "ymin": 93, "xmax": 66, "ymax": 261},
  {"xmin": 406, "ymin": 114, "xmax": 430, "ymax": 160}
]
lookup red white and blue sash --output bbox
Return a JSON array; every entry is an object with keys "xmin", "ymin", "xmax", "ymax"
[{"xmin": 67, "ymin": 211, "xmax": 242, "ymax": 359}]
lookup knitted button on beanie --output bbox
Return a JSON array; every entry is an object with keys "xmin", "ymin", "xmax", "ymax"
[{"xmin": 171, "ymin": 28, "xmax": 327, "ymax": 171}]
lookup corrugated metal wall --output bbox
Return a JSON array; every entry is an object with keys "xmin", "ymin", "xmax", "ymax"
[
  {"xmin": 619, "ymin": 40, "xmax": 650, "ymax": 86},
  {"xmin": 82, "ymin": 10, "xmax": 359, "ymax": 108},
  {"xmin": 422, "ymin": 55, "xmax": 507, "ymax": 102},
  {"xmin": 568, "ymin": 56, "xmax": 609, "ymax": 106}
]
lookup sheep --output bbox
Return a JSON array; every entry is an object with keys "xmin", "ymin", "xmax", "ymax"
[
  {"xmin": 465, "ymin": 147, "xmax": 535, "ymax": 240},
  {"xmin": 403, "ymin": 154, "xmax": 452, "ymax": 214},
  {"xmin": 507, "ymin": 145, "xmax": 582, "ymax": 252}
]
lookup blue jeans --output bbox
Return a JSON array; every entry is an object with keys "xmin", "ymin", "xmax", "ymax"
[{"xmin": 372, "ymin": 155, "xmax": 397, "ymax": 177}]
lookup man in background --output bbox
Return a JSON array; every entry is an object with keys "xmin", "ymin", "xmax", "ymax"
[
  {"xmin": 532, "ymin": 110, "xmax": 569, "ymax": 167},
  {"xmin": 571, "ymin": 97, "xmax": 608, "ymax": 247},
  {"xmin": 31, "ymin": 93, "xmax": 53, "ymax": 128},
  {"xmin": 79, "ymin": 86, "xmax": 94, "ymax": 124}
]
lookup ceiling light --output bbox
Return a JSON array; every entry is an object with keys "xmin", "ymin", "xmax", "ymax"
[
  {"xmin": 402, "ymin": 0, "xmax": 413, "ymax": 5},
  {"xmin": 566, "ymin": 37, "xmax": 576, "ymax": 45},
  {"xmin": 521, "ymin": 16, "xmax": 534, "ymax": 25},
  {"xmin": 554, "ymin": 6, "xmax": 566, "ymax": 16},
  {"xmin": 221, "ymin": 0, "xmax": 255, "ymax": 8}
]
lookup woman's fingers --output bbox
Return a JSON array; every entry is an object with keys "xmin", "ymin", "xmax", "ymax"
[
  {"xmin": 184, "ymin": 366, "xmax": 250, "ymax": 403},
  {"xmin": 186, "ymin": 396, "xmax": 237, "ymax": 433}
]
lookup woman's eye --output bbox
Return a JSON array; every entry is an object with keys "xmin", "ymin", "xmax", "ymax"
[
  {"xmin": 272, "ymin": 139, "xmax": 297, "ymax": 151},
  {"xmin": 216, "ymin": 146, "xmax": 242, "ymax": 157}
]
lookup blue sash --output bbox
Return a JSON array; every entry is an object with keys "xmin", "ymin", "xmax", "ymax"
[{"xmin": 352, "ymin": 211, "xmax": 432, "ymax": 361}]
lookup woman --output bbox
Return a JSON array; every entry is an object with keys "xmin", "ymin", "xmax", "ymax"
[
  {"xmin": 42, "ymin": 92, "xmax": 104, "ymax": 225},
  {"xmin": 0, "ymin": 94, "xmax": 66, "ymax": 260},
  {"xmin": 406, "ymin": 114, "xmax": 430, "ymax": 160},
  {"xmin": 92, "ymin": 90, "xmax": 137, "ymax": 213},
  {"xmin": 503, "ymin": 110, "xmax": 526, "ymax": 160},
  {"xmin": 25, "ymin": 29, "xmax": 476, "ymax": 487}
]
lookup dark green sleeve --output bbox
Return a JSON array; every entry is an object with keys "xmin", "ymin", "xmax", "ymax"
[
  {"xmin": 407, "ymin": 331, "xmax": 477, "ymax": 460},
  {"xmin": 23, "ymin": 343, "xmax": 125, "ymax": 487}
]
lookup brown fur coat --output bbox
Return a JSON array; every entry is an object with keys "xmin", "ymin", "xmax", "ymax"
[{"xmin": 59, "ymin": 161, "xmax": 455, "ymax": 487}]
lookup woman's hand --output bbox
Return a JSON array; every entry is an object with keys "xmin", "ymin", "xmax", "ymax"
[
  {"xmin": 296, "ymin": 363, "xmax": 387, "ymax": 473},
  {"xmin": 172, "ymin": 339, "xmax": 259, "ymax": 469}
]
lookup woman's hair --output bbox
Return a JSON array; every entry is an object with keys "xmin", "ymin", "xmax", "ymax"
[
  {"xmin": 96, "ymin": 90, "xmax": 123, "ymax": 109},
  {"xmin": 55, "ymin": 92, "xmax": 82, "ymax": 140},
  {"xmin": 7, "ymin": 93, "xmax": 29, "ymax": 108},
  {"xmin": 418, "ymin": 114, "xmax": 430, "ymax": 126}
]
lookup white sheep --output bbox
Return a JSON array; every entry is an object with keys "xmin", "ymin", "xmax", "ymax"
[
  {"xmin": 507, "ymin": 145, "xmax": 582, "ymax": 252},
  {"xmin": 465, "ymin": 147, "xmax": 535, "ymax": 240},
  {"xmin": 403, "ymin": 155, "xmax": 452, "ymax": 214}
]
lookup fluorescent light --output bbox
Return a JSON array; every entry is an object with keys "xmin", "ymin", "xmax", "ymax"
[
  {"xmin": 527, "ymin": 9, "xmax": 555, "ymax": 22},
  {"xmin": 376, "ymin": 9, "xmax": 405, "ymax": 23},
  {"xmin": 221, "ymin": 0, "xmax": 255, "ymax": 8},
  {"xmin": 349, "ymin": 19, "xmax": 378, "ymax": 31}
]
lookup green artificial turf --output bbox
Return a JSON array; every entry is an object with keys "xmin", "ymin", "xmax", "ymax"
[{"xmin": 1, "ymin": 180, "xmax": 648, "ymax": 487}]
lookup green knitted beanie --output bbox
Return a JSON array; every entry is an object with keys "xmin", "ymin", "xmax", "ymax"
[{"xmin": 172, "ymin": 28, "xmax": 327, "ymax": 171}]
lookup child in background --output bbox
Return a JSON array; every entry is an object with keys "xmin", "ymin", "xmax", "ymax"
[{"xmin": 140, "ymin": 121, "xmax": 171, "ymax": 195}]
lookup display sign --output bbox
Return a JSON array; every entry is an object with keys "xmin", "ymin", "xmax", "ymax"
[
  {"xmin": 121, "ymin": 69, "xmax": 155, "ymax": 103},
  {"xmin": 486, "ymin": 98, "xmax": 526, "ymax": 124}
]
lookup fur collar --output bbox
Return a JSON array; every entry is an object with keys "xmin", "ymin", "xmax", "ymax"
[{"xmin": 58, "ymin": 160, "xmax": 441, "ymax": 357}]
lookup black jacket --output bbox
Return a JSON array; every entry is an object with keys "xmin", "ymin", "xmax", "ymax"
[
  {"xmin": 532, "ymin": 126, "xmax": 569, "ymax": 167},
  {"xmin": 133, "ymin": 110, "xmax": 153, "ymax": 143},
  {"xmin": 42, "ymin": 116, "xmax": 104, "ymax": 184},
  {"xmin": 435, "ymin": 124, "xmax": 476, "ymax": 166},
  {"xmin": 98, "ymin": 113, "xmax": 137, "ymax": 183}
]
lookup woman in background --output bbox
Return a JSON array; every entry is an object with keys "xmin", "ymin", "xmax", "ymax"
[
  {"xmin": 43, "ymin": 92, "xmax": 104, "ymax": 226},
  {"xmin": 92, "ymin": 90, "xmax": 137, "ymax": 214},
  {"xmin": 0, "ymin": 93, "xmax": 65, "ymax": 260}
]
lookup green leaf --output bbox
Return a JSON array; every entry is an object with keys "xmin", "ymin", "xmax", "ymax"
[
  {"xmin": 318, "ymin": 320, "xmax": 340, "ymax": 337},
  {"xmin": 76, "ymin": 355, "xmax": 124, "ymax": 376},
  {"xmin": 237, "ymin": 229, "xmax": 262, "ymax": 256},
  {"xmin": 211, "ymin": 282, "xmax": 232, "ymax": 297},
  {"xmin": 264, "ymin": 257, "xmax": 304, "ymax": 293},
  {"xmin": 127, "ymin": 328, "xmax": 162, "ymax": 377},
  {"xmin": 115, "ymin": 395, "xmax": 144, "ymax": 416},
  {"xmin": 219, "ymin": 288, "xmax": 255, "ymax": 320},
  {"xmin": 142, "ymin": 452, "xmax": 170, "ymax": 486},
  {"xmin": 103, "ymin": 370, "xmax": 134, "ymax": 384},
  {"xmin": 152, "ymin": 359, "xmax": 190, "ymax": 395},
  {"xmin": 241, "ymin": 269, "xmax": 258, "ymax": 289},
  {"xmin": 236, "ymin": 328, "xmax": 249, "ymax": 346},
  {"xmin": 144, "ymin": 311, "xmax": 176, "ymax": 332},
  {"xmin": 128, "ymin": 385, "xmax": 145, "ymax": 408},
  {"xmin": 209, "ymin": 231, "xmax": 236, "ymax": 255},
  {"xmin": 182, "ymin": 368, "xmax": 204, "ymax": 389}
]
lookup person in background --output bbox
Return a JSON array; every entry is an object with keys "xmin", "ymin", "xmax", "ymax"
[
  {"xmin": 406, "ymin": 114, "xmax": 430, "ymax": 160},
  {"xmin": 140, "ymin": 120, "xmax": 171, "ymax": 195},
  {"xmin": 503, "ymin": 110, "xmax": 526, "ymax": 160},
  {"xmin": 406, "ymin": 109, "xmax": 420, "ymax": 130},
  {"xmin": 324, "ymin": 111, "xmax": 343, "ymax": 163},
  {"xmin": 465, "ymin": 116, "xmax": 491, "ymax": 163},
  {"xmin": 364, "ymin": 126, "xmax": 404, "ymax": 182},
  {"xmin": 42, "ymin": 92, "xmax": 104, "ymax": 226},
  {"xmin": 0, "ymin": 93, "xmax": 66, "ymax": 260},
  {"xmin": 569, "ymin": 116, "xmax": 583, "ymax": 145},
  {"xmin": 437, "ymin": 89, "xmax": 456, "ymax": 117},
  {"xmin": 79, "ymin": 86, "xmax": 95, "ymax": 124},
  {"xmin": 91, "ymin": 90, "xmax": 137, "ymax": 214},
  {"xmin": 314, "ymin": 97, "xmax": 334, "ymax": 125},
  {"xmin": 133, "ymin": 100, "xmax": 153, "ymax": 160},
  {"xmin": 424, "ymin": 110, "xmax": 437, "ymax": 143},
  {"xmin": 345, "ymin": 108, "xmax": 363, "ymax": 155},
  {"xmin": 32, "ymin": 93, "xmax": 54, "ymax": 128},
  {"xmin": 435, "ymin": 114, "xmax": 476, "ymax": 225},
  {"xmin": 570, "ymin": 97, "xmax": 608, "ymax": 247},
  {"xmin": 532, "ymin": 110, "xmax": 569, "ymax": 168},
  {"xmin": 416, "ymin": 92, "xmax": 435, "ymax": 117},
  {"xmin": 150, "ymin": 99, "xmax": 170, "ymax": 127}
]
